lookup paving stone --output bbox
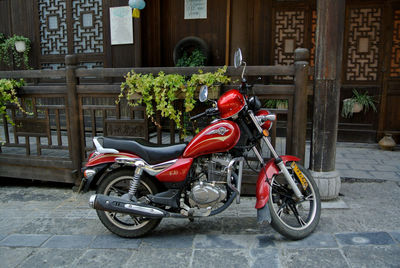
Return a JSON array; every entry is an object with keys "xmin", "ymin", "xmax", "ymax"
[
  {"xmin": 370, "ymin": 171, "xmax": 400, "ymax": 181},
  {"xmin": 280, "ymin": 248, "xmax": 348, "ymax": 268},
  {"xmin": 16, "ymin": 218, "xmax": 107, "ymax": 235},
  {"xmin": 0, "ymin": 218, "xmax": 34, "ymax": 235},
  {"xmin": 374, "ymin": 165, "xmax": 400, "ymax": 172},
  {"xmin": 338, "ymin": 170, "xmax": 375, "ymax": 179},
  {"xmin": 18, "ymin": 248, "xmax": 83, "ymax": 268},
  {"xmin": 0, "ymin": 234, "xmax": 51, "ymax": 247},
  {"xmin": 42, "ymin": 235, "xmax": 95, "ymax": 249},
  {"xmin": 141, "ymin": 234, "xmax": 194, "ymax": 249},
  {"xmin": 0, "ymin": 235, "xmax": 5, "ymax": 242},
  {"xmin": 194, "ymin": 234, "xmax": 257, "ymax": 249},
  {"xmin": 192, "ymin": 249, "xmax": 250, "ymax": 268},
  {"xmin": 276, "ymin": 233, "xmax": 338, "ymax": 248},
  {"xmin": 389, "ymin": 232, "xmax": 400, "ymax": 243},
  {"xmin": 90, "ymin": 234, "xmax": 141, "ymax": 249},
  {"xmin": 348, "ymin": 163, "xmax": 378, "ymax": 171},
  {"xmin": 255, "ymin": 235, "xmax": 276, "ymax": 248},
  {"xmin": 335, "ymin": 232, "xmax": 395, "ymax": 246},
  {"xmin": 0, "ymin": 247, "xmax": 34, "ymax": 268},
  {"xmin": 343, "ymin": 245, "xmax": 400, "ymax": 268},
  {"xmin": 74, "ymin": 249, "xmax": 133, "ymax": 268},
  {"xmin": 125, "ymin": 248, "xmax": 192, "ymax": 268},
  {"xmin": 250, "ymin": 248, "xmax": 279, "ymax": 268}
]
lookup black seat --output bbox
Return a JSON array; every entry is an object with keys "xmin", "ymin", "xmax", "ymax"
[{"xmin": 102, "ymin": 137, "xmax": 187, "ymax": 165}]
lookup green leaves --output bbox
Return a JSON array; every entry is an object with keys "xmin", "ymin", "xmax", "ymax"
[
  {"xmin": 0, "ymin": 34, "xmax": 31, "ymax": 69},
  {"xmin": 0, "ymin": 78, "xmax": 26, "ymax": 125},
  {"xmin": 119, "ymin": 67, "xmax": 230, "ymax": 134}
]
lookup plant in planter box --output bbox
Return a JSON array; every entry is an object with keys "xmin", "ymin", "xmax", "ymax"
[
  {"xmin": 0, "ymin": 35, "xmax": 31, "ymax": 69},
  {"xmin": 0, "ymin": 78, "xmax": 30, "ymax": 127},
  {"xmin": 264, "ymin": 99, "xmax": 288, "ymax": 109},
  {"xmin": 118, "ymin": 67, "xmax": 230, "ymax": 136},
  {"xmin": 341, "ymin": 89, "xmax": 377, "ymax": 118}
]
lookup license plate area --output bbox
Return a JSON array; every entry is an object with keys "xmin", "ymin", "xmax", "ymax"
[{"xmin": 290, "ymin": 162, "xmax": 308, "ymax": 190}]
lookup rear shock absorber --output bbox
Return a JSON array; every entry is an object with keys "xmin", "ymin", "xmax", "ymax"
[{"xmin": 128, "ymin": 161, "xmax": 145, "ymax": 200}]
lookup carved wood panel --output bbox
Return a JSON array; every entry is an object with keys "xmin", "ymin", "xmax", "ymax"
[
  {"xmin": 345, "ymin": 7, "xmax": 382, "ymax": 81},
  {"xmin": 273, "ymin": 10, "xmax": 305, "ymax": 67},
  {"xmin": 390, "ymin": 9, "xmax": 400, "ymax": 78},
  {"xmin": 38, "ymin": 0, "xmax": 68, "ymax": 55},
  {"xmin": 72, "ymin": 0, "xmax": 104, "ymax": 54}
]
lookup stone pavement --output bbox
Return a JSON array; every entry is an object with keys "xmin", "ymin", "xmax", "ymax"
[{"xmin": 0, "ymin": 143, "xmax": 399, "ymax": 268}]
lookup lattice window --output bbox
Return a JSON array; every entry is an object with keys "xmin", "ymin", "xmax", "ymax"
[
  {"xmin": 72, "ymin": 0, "xmax": 104, "ymax": 54},
  {"xmin": 273, "ymin": 10, "xmax": 305, "ymax": 80},
  {"xmin": 345, "ymin": 7, "xmax": 382, "ymax": 81},
  {"xmin": 38, "ymin": 0, "xmax": 68, "ymax": 55},
  {"xmin": 390, "ymin": 9, "xmax": 400, "ymax": 78}
]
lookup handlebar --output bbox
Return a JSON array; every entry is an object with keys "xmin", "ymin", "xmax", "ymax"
[{"xmin": 190, "ymin": 107, "xmax": 219, "ymax": 121}]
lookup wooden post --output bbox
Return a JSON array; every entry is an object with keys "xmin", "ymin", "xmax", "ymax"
[
  {"xmin": 292, "ymin": 48, "xmax": 310, "ymax": 165},
  {"xmin": 310, "ymin": 0, "xmax": 345, "ymax": 200},
  {"xmin": 65, "ymin": 54, "xmax": 83, "ymax": 185}
]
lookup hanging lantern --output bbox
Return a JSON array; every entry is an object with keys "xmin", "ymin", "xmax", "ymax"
[{"xmin": 129, "ymin": 0, "xmax": 146, "ymax": 18}]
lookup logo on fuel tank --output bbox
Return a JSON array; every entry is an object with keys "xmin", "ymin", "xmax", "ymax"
[{"xmin": 206, "ymin": 127, "xmax": 229, "ymax": 136}]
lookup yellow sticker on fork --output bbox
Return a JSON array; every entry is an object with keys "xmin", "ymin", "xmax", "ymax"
[{"xmin": 290, "ymin": 162, "xmax": 308, "ymax": 190}]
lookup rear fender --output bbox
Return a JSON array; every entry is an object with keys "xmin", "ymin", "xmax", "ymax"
[
  {"xmin": 255, "ymin": 155, "xmax": 300, "ymax": 209},
  {"xmin": 81, "ymin": 152, "xmax": 140, "ymax": 192}
]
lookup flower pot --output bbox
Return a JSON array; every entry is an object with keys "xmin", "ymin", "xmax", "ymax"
[
  {"xmin": 343, "ymin": 98, "xmax": 363, "ymax": 113},
  {"xmin": 15, "ymin": 41, "xmax": 26, "ymax": 53},
  {"xmin": 378, "ymin": 133, "xmax": 396, "ymax": 151}
]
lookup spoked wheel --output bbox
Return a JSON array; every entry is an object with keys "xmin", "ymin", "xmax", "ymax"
[
  {"xmin": 268, "ymin": 162, "xmax": 321, "ymax": 240},
  {"xmin": 96, "ymin": 169, "xmax": 162, "ymax": 238}
]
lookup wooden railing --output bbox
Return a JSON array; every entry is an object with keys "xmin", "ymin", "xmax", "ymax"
[{"xmin": 0, "ymin": 48, "xmax": 310, "ymax": 189}]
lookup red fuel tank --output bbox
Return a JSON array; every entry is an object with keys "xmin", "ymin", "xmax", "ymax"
[{"xmin": 183, "ymin": 120, "xmax": 240, "ymax": 158}]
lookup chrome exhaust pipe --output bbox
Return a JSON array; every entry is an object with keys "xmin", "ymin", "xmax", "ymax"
[{"xmin": 89, "ymin": 194, "xmax": 167, "ymax": 218}]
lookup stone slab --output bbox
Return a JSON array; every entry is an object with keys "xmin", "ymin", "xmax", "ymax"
[
  {"xmin": 343, "ymin": 245, "xmax": 400, "ymax": 268},
  {"xmin": 126, "ymin": 248, "xmax": 192, "ymax": 268},
  {"xmin": 389, "ymin": 232, "xmax": 400, "ymax": 243},
  {"xmin": 192, "ymin": 249, "xmax": 250, "ymax": 268},
  {"xmin": 75, "ymin": 249, "xmax": 133, "ymax": 268},
  {"xmin": 141, "ymin": 234, "xmax": 194, "ymax": 249},
  {"xmin": 321, "ymin": 198, "xmax": 349, "ymax": 209},
  {"xmin": 42, "ymin": 235, "xmax": 95, "ymax": 249},
  {"xmin": 0, "ymin": 234, "xmax": 50, "ymax": 247},
  {"xmin": 250, "ymin": 248, "xmax": 279, "ymax": 268},
  {"xmin": 18, "ymin": 248, "xmax": 83, "ymax": 268},
  {"xmin": 370, "ymin": 171, "xmax": 400, "ymax": 181},
  {"xmin": 194, "ymin": 234, "xmax": 257, "ymax": 249},
  {"xmin": 90, "ymin": 234, "xmax": 141, "ymax": 249},
  {"xmin": 0, "ymin": 247, "xmax": 34, "ymax": 268},
  {"xmin": 335, "ymin": 232, "xmax": 395, "ymax": 246},
  {"xmin": 280, "ymin": 248, "xmax": 348, "ymax": 268},
  {"xmin": 276, "ymin": 233, "xmax": 338, "ymax": 248},
  {"xmin": 0, "ymin": 234, "xmax": 5, "ymax": 242}
]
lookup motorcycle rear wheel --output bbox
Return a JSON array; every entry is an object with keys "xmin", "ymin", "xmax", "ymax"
[
  {"xmin": 268, "ymin": 162, "xmax": 321, "ymax": 240},
  {"xmin": 96, "ymin": 168, "xmax": 162, "ymax": 238}
]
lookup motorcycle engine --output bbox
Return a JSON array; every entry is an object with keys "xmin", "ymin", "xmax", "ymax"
[{"xmin": 188, "ymin": 154, "xmax": 230, "ymax": 208}]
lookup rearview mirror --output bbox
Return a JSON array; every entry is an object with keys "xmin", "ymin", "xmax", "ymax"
[
  {"xmin": 234, "ymin": 48, "xmax": 243, "ymax": 68},
  {"xmin": 199, "ymin": 85, "xmax": 208, "ymax": 102}
]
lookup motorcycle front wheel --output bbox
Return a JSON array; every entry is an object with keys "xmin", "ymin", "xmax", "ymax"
[
  {"xmin": 96, "ymin": 168, "xmax": 162, "ymax": 238},
  {"xmin": 268, "ymin": 162, "xmax": 321, "ymax": 240}
]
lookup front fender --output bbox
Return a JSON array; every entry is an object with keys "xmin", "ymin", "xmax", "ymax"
[{"xmin": 255, "ymin": 155, "xmax": 300, "ymax": 209}]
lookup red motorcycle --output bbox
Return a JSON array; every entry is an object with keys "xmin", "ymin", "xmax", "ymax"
[{"xmin": 81, "ymin": 49, "xmax": 321, "ymax": 240}]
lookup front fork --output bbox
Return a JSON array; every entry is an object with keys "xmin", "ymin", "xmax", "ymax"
[{"xmin": 248, "ymin": 111, "xmax": 304, "ymax": 199}]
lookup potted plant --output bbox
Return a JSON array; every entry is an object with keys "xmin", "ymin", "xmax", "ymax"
[
  {"xmin": 0, "ymin": 35, "xmax": 31, "ymax": 69},
  {"xmin": 118, "ymin": 67, "xmax": 230, "ymax": 136},
  {"xmin": 341, "ymin": 89, "xmax": 377, "ymax": 118},
  {"xmin": 176, "ymin": 49, "xmax": 207, "ymax": 67}
]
